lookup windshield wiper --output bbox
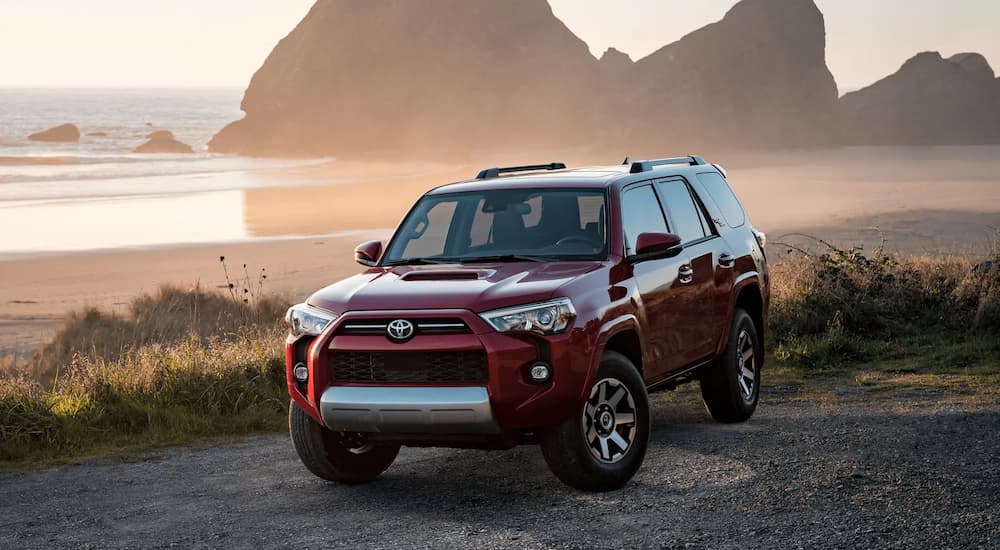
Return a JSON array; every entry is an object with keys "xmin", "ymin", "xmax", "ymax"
[
  {"xmin": 456, "ymin": 254, "xmax": 552, "ymax": 264},
  {"xmin": 382, "ymin": 257, "xmax": 457, "ymax": 266}
]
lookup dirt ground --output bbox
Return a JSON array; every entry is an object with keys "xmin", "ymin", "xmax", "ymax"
[{"xmin": 2, "ymin": 387, "xmax": 997, "ymax": 549}]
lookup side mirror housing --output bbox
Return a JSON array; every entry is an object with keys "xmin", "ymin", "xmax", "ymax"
[
  {"xmin": 354, "ymin": 240, "xmax": 383, "ymax": 267},
  {"xmin": 630, "ymin": 232, "xmax": 683, "ymax": 263}
]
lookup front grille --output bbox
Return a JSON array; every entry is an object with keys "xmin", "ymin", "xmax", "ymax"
[
  {"xmin": 338, "ymin": 318, "xmax": 471, "ymax": 336},
  {"xmin": 330, "ymin": 350, "xmax": 488, "ymax": 383}
]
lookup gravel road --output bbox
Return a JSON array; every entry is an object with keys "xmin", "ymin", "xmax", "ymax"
[{"xmin": 2, "ymin": 390, "xmax": 998, "ymax": 549}]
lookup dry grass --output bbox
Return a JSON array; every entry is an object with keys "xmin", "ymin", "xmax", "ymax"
[
  {"xmin": 767, "ymin": 235, "xmax": 1000, "ymax": 378},
  {"xmin": 2, "ymin": 241, "xmax": 998, "ymax": 466},
  {"xmin": 770, "ymin": 252, "xmax": 998, "ymax": 337},
  {"xmin": 0, "ymin": 355, "xmax": 17, "ymax": 379},
  {"xmin": 0, "ymin": 336, "xmax": 287, "ymax": 464},
  {"xmin": 27, "ymin": 284, "xmax": 286, "ymax": 387},
  {"xmin": 0, "ymin": 276, "xmax": 289, "ymax": 466}
]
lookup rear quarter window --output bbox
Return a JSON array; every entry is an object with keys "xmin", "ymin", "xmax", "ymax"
[{"xmin": 695, "ymin": 172, "xmax": 746, "ymax": 228}]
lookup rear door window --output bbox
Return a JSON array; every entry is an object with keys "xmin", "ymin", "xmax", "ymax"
[
  {"xmin": 695, "ymin": 172, "xmax": 745, "ymax": 228},
  {"xmin": 655, "ymin": 179, "xmax": 709, "ymax": 243},
  {"xmin": 621, "ymin": 185, "xmax": 668, "ymax": 254}
]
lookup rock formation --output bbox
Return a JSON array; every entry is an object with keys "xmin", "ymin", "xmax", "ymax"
[
  {"xmin": 134, "ymin": 131, "xmax": 193, "ymax": 153},
  {"xmin": 146, "ymin": 130, "xmax": 176, "ymax": 140},
  {"xmin": 211, "ymin": 0, "xmax": 603, "ymax": 156},
  {"xmin": 840, "ymin": 52, "xmax": 1000, "ymax": 144},
  {"xmin": 597, "ymin": 48, "xmax": 633, "ymax": 78},
  {"xmin": 28, "ymin": 124, "xmax": 80, "ymax": 142},
  {"xmin": 625, "ymin": 0, "xmax": 839, "ymax": 149},
  {"xmin": 210, "ymin": 0, "xmax": 839, "ymax": 157}
]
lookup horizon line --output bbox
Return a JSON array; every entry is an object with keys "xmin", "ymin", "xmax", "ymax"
[{"xmin": 0, "ymin": 84, "xmax": 246, "ymax": 91}]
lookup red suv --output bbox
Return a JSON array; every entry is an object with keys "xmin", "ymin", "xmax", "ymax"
[{"xmin": 284, "ymin": 156, "xmax": 769, "ymax": 491}]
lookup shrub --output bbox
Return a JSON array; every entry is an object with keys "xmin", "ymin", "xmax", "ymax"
[{"xmin": 769, "ymin": 236, "xmax": 1000, "ymax": 368}]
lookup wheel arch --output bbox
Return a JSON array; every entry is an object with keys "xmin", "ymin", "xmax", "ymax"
[
  {"xmin": 730, "ymin": 276, "xmax": 765, "ymax": 361},
  {"xmin": 583, "ymin": 315, "xmax": 644, "ymax": 401},
  {"xmin": 603, "ymin": 330, "xmax": 643, "ymax": 374}
]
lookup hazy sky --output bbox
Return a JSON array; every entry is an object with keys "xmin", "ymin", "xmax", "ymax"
[{"xmin": 1, "ymin": 1, "xmax": 998, "ymax": 92}]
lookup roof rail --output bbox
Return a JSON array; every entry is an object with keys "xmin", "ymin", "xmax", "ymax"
[
  {"xmin": 629, "ymin": 155, "xmax": 705, "ymax": 174},
  {"xmin": 475, "ymin": 162, "xmax": 566, "ymax": 180}
]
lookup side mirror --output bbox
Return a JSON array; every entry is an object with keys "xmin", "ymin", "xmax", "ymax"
[
  {"xmin": 354, "ymin": 240, "xmax": 382, "ymax": 267},
  {"xmin": 630, "ymin": 233, "xmax": 683, "ymax": 262}
]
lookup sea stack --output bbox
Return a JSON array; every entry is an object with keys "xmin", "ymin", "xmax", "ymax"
[
  {"xmin": 209, "ymin": 0, "xmax": 840, "ymax": 157},
  {"xmin": 28, "ymin": 123, "xmax": 81, "ymax": 143},
  {"xmin": 621, "ymin": 0, "xmax": 840, "ymax": 150},
  {"xmin": 134, "ymin": 130, "xmax": 194, "ymax": 153},
  {"xmin": 210, "ymin": 0, "xmax": 602, "ymax": 157},
  {"xmin": 840, "ymin": 51, "xmax": 1000, "ymax": 144}
]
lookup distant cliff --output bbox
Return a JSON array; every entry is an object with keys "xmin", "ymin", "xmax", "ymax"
[
  {"xmin": 840, "ymin": 52, "xmax": 1000, "ymax": 145},
  {"xmin": 209, "ymin": 0, "xmax": 603, "ymax": 156},
  {"xmin": 210, "ymin": 0, "xmax": 840, "ymax": 157},
  {"xmin": 626, "ymin": 0, "xmax": 839, "ymax": 150},
  {"xmin": 211, "ymin": 0, "xmax": 998, "ymax": 157}
]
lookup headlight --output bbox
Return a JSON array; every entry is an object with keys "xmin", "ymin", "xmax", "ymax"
[
  {"xmin": 479, "ymin": 298, "xmax": 576, "ymax": 335},
  {"xmin": 285, "ymin": 303, "xmax": 338, "ymax": 337}
]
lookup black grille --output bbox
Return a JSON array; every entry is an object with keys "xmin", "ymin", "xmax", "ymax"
[
  {"xmin": 330, "ymin": 351, "xmax": 488, "ymax": 383},
  {"xmin": 338, "ymin": 318, "xmax": 470, "ymax": 336}
]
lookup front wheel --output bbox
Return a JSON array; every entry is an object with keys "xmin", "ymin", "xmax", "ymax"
[
  {"xmin": 289, "ymin": 401, "xmax": 400, "ymax": 483},
  {"xmin": 540, "ymin": 351, "xmax": 649, "ymax": 491},
  {"xmin": 700, "ymin": 307, "xmax": 760, "ymax": 423}
]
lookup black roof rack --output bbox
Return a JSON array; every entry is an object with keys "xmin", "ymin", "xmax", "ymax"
[
  {"xmin": 629, "ymin": 155, "xmax": 705, "ymax": 174},
  {"xmin": 475, "ymin": 162, "xmax": 566, "ymax": 180}
]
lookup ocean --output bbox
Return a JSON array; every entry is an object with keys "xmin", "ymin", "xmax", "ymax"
[
  {"xmin": 0, "ymin": 88, "xmax": 334, "ymax": 256},
  {"xmin": 0, "ymin": 88, "xmax": 323, "ymax": 194}
]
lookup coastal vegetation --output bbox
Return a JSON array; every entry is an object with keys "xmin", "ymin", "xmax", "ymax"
[{"xmin": 1, "ymin": 245, "xmax": 998, "ymax": 467}]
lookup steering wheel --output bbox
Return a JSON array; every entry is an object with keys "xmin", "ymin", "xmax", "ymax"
[{"xmin": 555, "ymin": 235, "xmax": 600, "ymax": 248}]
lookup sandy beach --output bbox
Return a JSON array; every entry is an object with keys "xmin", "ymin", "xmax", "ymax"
[{"xmin": 2, "ymin": 148, "xmax": 999, "ymax": 357}]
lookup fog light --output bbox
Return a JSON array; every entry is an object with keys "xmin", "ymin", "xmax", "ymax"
[
  {"xmin": 529, "ymin": 362, "xmax": 551, "ymax": 382},
  {"xmin": 293, "ymin": 362, "xmax": 309, "ymax": 382}
]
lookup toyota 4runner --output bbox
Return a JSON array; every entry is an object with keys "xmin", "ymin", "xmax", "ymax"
[{"xmin": 284, "ymin": 156, "xmax": 769, "ymax": 491}]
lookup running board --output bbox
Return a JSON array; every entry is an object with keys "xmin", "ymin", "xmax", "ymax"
[{"xmin": 645, "ymin": 359, "xmax": 713, "ymax": 393}]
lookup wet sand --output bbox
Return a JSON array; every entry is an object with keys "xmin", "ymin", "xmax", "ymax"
[
  {"xmin": 1, "ymin": 148, "xmax": 999, "ymax": 356},
  {"xmin": 0, "ymin": 234, "xmax": 386, "ymax": 357}
]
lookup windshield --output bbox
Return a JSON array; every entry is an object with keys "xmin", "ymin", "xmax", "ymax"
[{"xmin": 382, "ymin": 188, "xmax": 608, "ymax": 265}]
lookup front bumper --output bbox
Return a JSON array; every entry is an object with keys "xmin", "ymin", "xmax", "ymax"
[
  {"xmin": 319, "ymin": 386, "xmax": 499, "ymax": 434},
  {"xmin": 287, "ymin": 308, "xmax": 598, "ymax": 435}
]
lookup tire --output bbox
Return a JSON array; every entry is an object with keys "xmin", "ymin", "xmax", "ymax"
[
  {"xmin": 540, "ymin": 351, "xmax": 649, "ymax": 492},
  {"xmin": 700, "ymin": 307, "xmax": 760, "ymax": 423},
  {"xmin": 288, "ymin": 401, "xmax": 400, "ymax": 483}
]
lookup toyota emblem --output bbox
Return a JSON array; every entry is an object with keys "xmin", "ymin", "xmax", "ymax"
[{"xmin": 386, "ymin": 319, "xmax": 415, "ymax": 341}]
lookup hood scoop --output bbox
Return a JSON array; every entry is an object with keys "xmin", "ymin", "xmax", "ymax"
[{"xmin": 400, "ymin": 269, "xmax": 493, "ymax": 281}]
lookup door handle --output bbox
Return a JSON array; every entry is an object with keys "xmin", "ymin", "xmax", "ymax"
[
  {"xmin": 678, "ymin": 265, "xmax": 694, "ymax": 284},
  {"xmin": 719, "ymin": 253, "xmax": 735, "ymax": 268}
]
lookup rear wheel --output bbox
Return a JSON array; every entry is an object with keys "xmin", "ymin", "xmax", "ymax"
[
  {"xmin": 700, "ymin": 308, "xmax": 760, "ymax": 423},
  {"xmin": 289, "ymin": 401, "xmax": 400, "ymax": 483},
  {"xmin": 540, "ymin": 351, "xmax": 649, "ymax": 491}
]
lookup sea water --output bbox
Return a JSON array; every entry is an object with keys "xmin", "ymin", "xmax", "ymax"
[{"xmin": 0, "ymin": 88, "xmax": 335, "ymax": 256}]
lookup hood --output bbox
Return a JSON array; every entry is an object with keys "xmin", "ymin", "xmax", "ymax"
[{"xmin": 307, "ymin": 261, "xmax": 603, "ymax": 314}]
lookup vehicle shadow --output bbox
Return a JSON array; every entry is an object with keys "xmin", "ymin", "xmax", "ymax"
[
  {"xmin": 286, "ymin": 396, "xmax": 730, "ymax": 541},
  {"xmin": 288, "ymin": 398, "xmax": 1000, "ymax": 547}
]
